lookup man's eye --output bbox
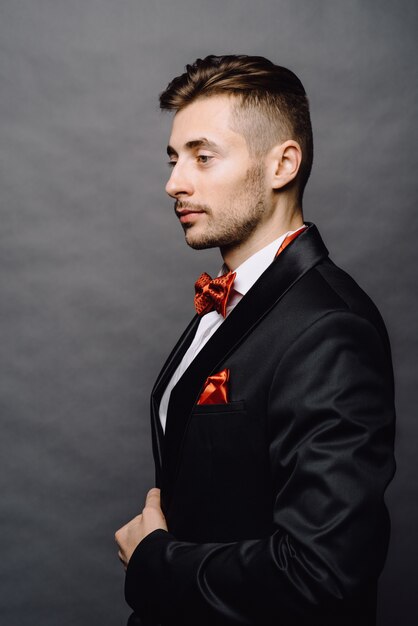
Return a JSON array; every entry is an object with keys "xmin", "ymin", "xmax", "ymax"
[
  {"xmin": 197, "ymin": 154, "xmax": 213, "ymax": 164},
  {"xmin": 167, "ymin": 160, "xmax": 177, "ymax": 168}
]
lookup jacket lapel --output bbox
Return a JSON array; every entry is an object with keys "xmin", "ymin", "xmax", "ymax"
[
  {"xmin": 152, "ymin": 315, "xmax": 200, "ymax": 404},
  {"xmin": 150, "ymin": 315, "xmax": 200, "ymax": 485},
  {"xmin": 161, "ymin": 223, "xmax": 328, "ymax": 510}
]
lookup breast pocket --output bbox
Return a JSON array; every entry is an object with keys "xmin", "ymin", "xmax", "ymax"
[
  {"xmin": 189, "ymin": 400, "xmax": 250, "ymax": 466},
  {"xmin": 190, "ymin": 399, "xmax": 262, "ymax": 469},
  {"xmin": 192, "ymin": 400, "xmax": 246, "ymax": 415}
]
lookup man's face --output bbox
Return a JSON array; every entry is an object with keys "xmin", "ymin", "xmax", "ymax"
[{"xmin": 165, "ymin": 95, "xmax": 269, "ymax": 250}]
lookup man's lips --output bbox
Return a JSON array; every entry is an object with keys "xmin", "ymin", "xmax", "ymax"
[{"xmin": 176, "ymin": 207, "xmax": 205, "ymax": 223}]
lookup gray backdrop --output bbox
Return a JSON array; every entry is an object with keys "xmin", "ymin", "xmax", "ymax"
[{"xmin": 1, "ymin": 1, "xmax": 417, "ymax": 624}]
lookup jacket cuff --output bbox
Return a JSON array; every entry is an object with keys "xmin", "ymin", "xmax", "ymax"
[{"xmin": 125, "ymin": 529, "xmax": 174, "ymax": 617}]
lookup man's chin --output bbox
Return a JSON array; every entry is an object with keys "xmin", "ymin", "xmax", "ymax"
[
  {"xmin": 184, "ymin": 228, "xmax": 243, "ymax": 251},
  {"xmin": 183, "ymin": 226, "xmax": 219, "ymax": 249},
  {"xmin": 184, "ymin": 233, "xmax": 217, "ymax": 250}
]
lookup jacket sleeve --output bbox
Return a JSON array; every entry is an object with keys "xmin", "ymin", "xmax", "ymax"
[{"xmin": 125, "ymin": 311, "xmax": 396, "ymax": 625}]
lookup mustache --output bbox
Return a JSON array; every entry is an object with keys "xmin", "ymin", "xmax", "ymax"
[{"xmin": 174, "ymin": 200, "xmax": 210, "ymax": 214}]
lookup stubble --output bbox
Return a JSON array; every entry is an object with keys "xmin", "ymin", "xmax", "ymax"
[{"xmin": 182, "ymin": 163, "xmax": 267, "ymax": 251}]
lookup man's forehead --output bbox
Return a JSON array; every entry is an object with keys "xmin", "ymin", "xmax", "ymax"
[{"xmin": 167, "ymin": 95, "xmax": 246, "ymax": 151}]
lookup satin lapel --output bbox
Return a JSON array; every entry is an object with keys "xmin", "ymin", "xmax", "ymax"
[
  {"xmin": 162, "ymin": 223, "xmax": 328, "ymax": 509},
  {"xmin": 150, "ymin": 314, "xmax": 200, "ymax": 484},
  {"xmin": 152, "ymin": 315, "xmax": 200, "ymax": 403}
]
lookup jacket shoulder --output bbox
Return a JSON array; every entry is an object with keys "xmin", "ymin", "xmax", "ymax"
[
  {"xmin": 315, "ymin": 259, "xmax": 390, "ymax": 345},
  {"xmin": 273, "ymin": 256, "xmax": 392, "ymax": 361}
]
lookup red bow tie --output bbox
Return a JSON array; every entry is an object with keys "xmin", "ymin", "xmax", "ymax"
[
  {"xmin": 194, "ymin": 270, "xmax": 236, "ymax": 318},
  {"xmin": 194, "ymin": 227, "xmax": 307, "ymax": 318}
]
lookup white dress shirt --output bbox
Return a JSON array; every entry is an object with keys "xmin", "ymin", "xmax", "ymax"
[{"xmin": 159, "ymin": 225, "xmax": 306, "ymax": 431}]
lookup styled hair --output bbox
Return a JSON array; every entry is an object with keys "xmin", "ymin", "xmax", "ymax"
[{"xmin": 159, "ymin": 54, "xmax": 313, "ymax": 199}]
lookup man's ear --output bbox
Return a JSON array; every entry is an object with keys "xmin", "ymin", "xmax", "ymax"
[{"xmin": 266, "ymin": 140, "xmax": 302, "ymax": 190}]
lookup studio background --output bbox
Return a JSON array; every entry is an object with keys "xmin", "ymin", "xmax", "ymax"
[{"xmin": 1, "ymin": 1, "xmax": 417, "ymax": 624}]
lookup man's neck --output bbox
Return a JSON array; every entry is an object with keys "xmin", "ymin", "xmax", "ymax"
[{"xmin": 221, "ymin": 211, "xmax": 304, "ymax": 271}]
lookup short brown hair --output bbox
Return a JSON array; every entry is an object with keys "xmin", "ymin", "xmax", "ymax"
[{"xmin": 159, "ymin": 54, "xmax": 313, "ymax": 199}]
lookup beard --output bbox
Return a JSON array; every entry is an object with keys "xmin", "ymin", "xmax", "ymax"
[{"xmin": 176, "ymin": 164, "xmax": 268, "ymax": 251}]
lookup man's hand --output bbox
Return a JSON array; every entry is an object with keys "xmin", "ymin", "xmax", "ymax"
[{"xmin": 115, "ymin": 488, "xmax": 167, "ymax": 569}]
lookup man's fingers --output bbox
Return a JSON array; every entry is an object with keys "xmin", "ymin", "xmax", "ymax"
[
  {"xmin": 118, "ymin": 550, "xmax": 127, "ymax": 570},
  {"xmin": 114, "ymin": 522, "xmax": 129, "ymax": 546},
  {"xmin": 114, "ymin": 527, "xmax": 123, "ymax": 546},
  {"xmin": 114, "ymin": 490, "xmax": 166, "ymax": 569},
  {"xmin": 144, "ymin": 487, "xmax": 161, "ymax": 509}
]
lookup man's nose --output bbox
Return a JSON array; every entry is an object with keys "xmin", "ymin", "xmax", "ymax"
[{"xmin": 165, "ymin": 163, "xmax": 194, "ymax": 198}]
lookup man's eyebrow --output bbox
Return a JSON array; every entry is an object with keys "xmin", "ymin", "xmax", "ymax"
[
  {"xmin": 166, "ymin": 138, "xmax": 220, "ymax": 156},
  {"xmin": 185, "ymin": 138, "xmax": 220, "ymax": 150}
]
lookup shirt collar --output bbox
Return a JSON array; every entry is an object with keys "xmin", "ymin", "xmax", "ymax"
[{"xmin": 220, "ymin": 225, "xmax": 306, "ymax": 297}]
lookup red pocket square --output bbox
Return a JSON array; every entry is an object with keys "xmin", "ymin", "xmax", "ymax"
[{"xmin": 197, "ymin": 368, "xmax": 230, "ymax": 405}]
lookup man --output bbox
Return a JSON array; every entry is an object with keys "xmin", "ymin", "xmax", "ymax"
[{"xmin": 115, "ymin": 55, "xmax": 396, "ymax": 625}]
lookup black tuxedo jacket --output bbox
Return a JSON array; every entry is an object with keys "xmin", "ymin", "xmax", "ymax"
[{"xmin": 125, "ymin": 224, "xmax": 396, "ymax": 626}]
